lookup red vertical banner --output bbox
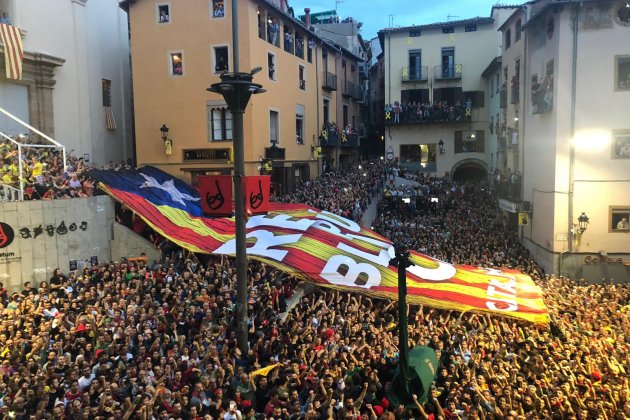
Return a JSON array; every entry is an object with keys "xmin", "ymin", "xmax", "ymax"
[
  {"xmin": 198, "ymin": 175, "xmax": 233, "ymax": 216},
  {"xmin": 242, "ymin": 176, "xmax": 270, "ymax": 215}
]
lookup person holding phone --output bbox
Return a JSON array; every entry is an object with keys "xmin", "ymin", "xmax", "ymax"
[{"xmin": 223, "ymin": 400, "xmax": 242, "ymax": 420}]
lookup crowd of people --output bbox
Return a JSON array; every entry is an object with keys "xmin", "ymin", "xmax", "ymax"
[
  {"xmin": 384, "ymin": 101, "xmax": 472, "ymax": 125},
  {"xmin": 0, "ymin": 137, "xmax": 96, "ymax": 201},
  {"xmin": 0, "ymin": 162, "xmax": 628, "ymax": 419}
]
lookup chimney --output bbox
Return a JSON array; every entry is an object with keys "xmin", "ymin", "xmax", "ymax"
[
  {"xmin": 280, "ymin": 0, "xmax": 287, "ymax": 12},
  {"xmin": 304, "ymin": 8, "xmax": 311, "ymax": 29}
]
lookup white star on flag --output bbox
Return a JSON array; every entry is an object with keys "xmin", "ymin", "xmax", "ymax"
[{"xmin": 139, "ymin": 173, "xmax": 200, "ymax": 206}]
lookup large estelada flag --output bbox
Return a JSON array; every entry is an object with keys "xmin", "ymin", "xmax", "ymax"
[
  {"xmin": 93, "ymin": 166, "xmax": 549, "ymax": 324},
  {"xmin": 0, "ymin": 24, "xmax": 23, "ymax": 80}
]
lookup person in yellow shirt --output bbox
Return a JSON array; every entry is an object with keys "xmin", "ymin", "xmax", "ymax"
[{"xmin": 30, "ymin": 156, "xmax": 43, "ymax": 180}]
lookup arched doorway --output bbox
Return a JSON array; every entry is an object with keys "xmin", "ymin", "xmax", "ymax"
[{"xmin": 450, "ymin": 158, "xmax": 488, "ymax": 181}]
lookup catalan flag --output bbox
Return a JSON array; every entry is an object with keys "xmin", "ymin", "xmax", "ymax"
[
  {"xmin": 93, "ymin": 167, "xmax": 549, "ymax": 324},
  {"xmin": 0, "ymin": 23, "xmax": 23, "ymax": 80}
]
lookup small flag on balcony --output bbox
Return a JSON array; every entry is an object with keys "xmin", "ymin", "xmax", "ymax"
[
  {"xmin": 104, "ymin": 106, "xmax": 117, "ymax": 131},
  {"xmin": 0, "ymin": 24, "xmax": 23, "ymax": 80}
]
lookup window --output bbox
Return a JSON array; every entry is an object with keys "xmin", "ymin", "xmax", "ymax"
[
  {"xmin": 505, "ymin": 29, "xmax": 511, "ymax": 50},
  {"xmin": 268, "ymin": 17, "xmax": 280, "ymax": 47},
  {"xmin": 169, "ymin": 52, "xmax": 183, "ymax": 76},
  {"xmin": 399, "ymin": 144, "xmax": 436, "ymax": 171},
  {"xmin": 441, "ymin": 47, "xmax": 455, "ymax": 78},
  {"xmin": 322, "ymin": 50, "xmax": 328, "ymax": 72},
  {"xmin": 490, "ymin": 115, "xmax": 494, "ymax": 134},
  {"xmin": 410, "ymin": 30, "xmax": 421, "ymax": 37},
  {"xmin": 307, "ymin": 38, "xmax": 314, "ymax": 63},
  {"xmin": 401, "ymin": 89, "xmax": 429, "ymax": 103},
  {"xmin": 609, "ymin": 206, "xmax": 630, "ymax": 232},
  {"xmin": 208, "ymin": 106, "xmax": 233, "ymax": 141},
  {"xmin": 613, "ymin": 130, "xmax": 630, "ymax": 159},
  {"xmin": 296, "ymin": 105, "xmax": 304, "ymax": 144},
  {"xmin": 615, "ymin": 56, "xmax": 630, "ymax": 91},
  {"xmin": 490, "ymin": 77, "xmax": 494, "ymax": 97},
  {"xmin": 515, "ymin": 19, "xmax": 522, "ymax": 41},
  {"xmin": 617, "ymin": 3, "xmax": 630, "ymax": 25},
  {"xmin": 295, "ymin": 35, "xmax": 304, "ymax": 59},
  {"xmin": 323, "ymin": 98, "xmax": 330, "ymax": 124},
  {"xmin": 213, "ymin": 46, "xmax": 229, "ymax": 73},
  {"xmin": 463, "ymin": 91, "xmax": 484, "ymax": 108},
  {"xmin": 157, "ymin": 4, "xmax": 170, "ymax": 23},
  {"xmin": 284, "ymin": 25, "xmax": 294, "ymax": 53},
  {"xmin": 442, "ymin": 27, "xmax": 454, "ymax": 34},
  {"xmin": 408, "ymin": 49, "xmax": 422, "ymax": 80},
  {"xmin": 269, "ymin": 110, "xmax": 279, "ymax": 144},
  {"xmin": 495, "ymin": 73, "xmax": 500, "ymax": 93},
  {"xmin": 211, "ymin": 0, "xmax": 224, "ymax": 18},
  {"xmin": 268, "ymin": 52, "xmax": 276, "ymax": 80},
  {"xmin": 454, "ymin": 130, "xmax": 485, "ymax": 153},
  {"xmin": 258, "ymin": 8, "xmax": 266, "ymax": 40},
  {"xmin": 343, "ymin": 105, "xmax": 348, "ymax": 128},
  {"xmin": 465, "ymin": 24, "xmax": 477, "ymax": 32},
  {"xmin": 299, "ymin": 65, "xmax": 305, "ymax": 90},
  {"xmin": 101, "ymin": 79, "xmax": 111, "ymax": 107}
]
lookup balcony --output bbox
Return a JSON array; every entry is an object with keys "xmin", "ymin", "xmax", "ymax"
[
  {"xmin": 322, "ymin": 71, "xmax": 337, "ymax": 91},
  {"xmin": 511, "ymin": 85, "xmax": 520, "ymax": 104},
  {"xmin": 342, "ymin": 81, "xmax": 362, "ymax": 100},
  {"xmin": 500, "ymin": 87, "xmax": 508, "ymax": 109},
  {"xmin": 434, "ymin": 64, "xmax": 462, "ymax": 80},
  {"xmin": 401, "ymin": 66, "xmax": 428, "ymax": 83},
  {"xmin": 384, "ymin": 102, "xmax": 471, "ymax": 125}
]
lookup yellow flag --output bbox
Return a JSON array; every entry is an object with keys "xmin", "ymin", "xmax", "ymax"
[{"xmin": 251, "ymin": 363, "xmax": 282, "ymax": 377}]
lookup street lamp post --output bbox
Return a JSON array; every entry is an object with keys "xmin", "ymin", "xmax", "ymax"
[
  {"xmin": 207, "ymin": 0, "xmax": 265, "ymax": 354},
  {"xmin": 389, "ymin": 243, "xmax": 414, "ymax": 402}
]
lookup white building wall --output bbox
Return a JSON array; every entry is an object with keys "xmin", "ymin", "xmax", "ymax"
[{"xmin": 8, "ymin": 0, "xmax": 132, "ymax": 164}]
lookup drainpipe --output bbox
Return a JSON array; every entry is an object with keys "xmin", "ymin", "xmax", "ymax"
[{"xmin": 568, "ymin": 2, "xmax": 581, "ymax": 253}]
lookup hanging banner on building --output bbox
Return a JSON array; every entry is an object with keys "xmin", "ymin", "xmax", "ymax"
[
  {"xmin": 243, "ymin": 175, "xmax": 270, "ymax": 216},
  {"xmin": 198, "ymin": 175, "xmax": 233, "ymax": 216},
  {"xmin": 93, "ymin": 166, "xmax": 549, "ymax": 324}
]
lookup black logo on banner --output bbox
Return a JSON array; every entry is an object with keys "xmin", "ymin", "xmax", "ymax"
[
  {"xmin": 206, "ymin": 180, "xmax": 225, "ymax": 210},
  {"xmin": 249, "ymin": 179, "xmax": 264, "ymax": 210},
  {"xmin": 0, "ymin": 223, "xmax": 15, "ymax": 248}
]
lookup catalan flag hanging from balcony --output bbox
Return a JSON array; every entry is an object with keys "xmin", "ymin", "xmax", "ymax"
[{"xmin": 0, "ymin": 24, "xmax": 23, "ymax": 80}]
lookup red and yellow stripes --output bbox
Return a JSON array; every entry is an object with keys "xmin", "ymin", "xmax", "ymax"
[{"xmin": 0, "ymin": 24, "xmax": 23, "ymax": 80}]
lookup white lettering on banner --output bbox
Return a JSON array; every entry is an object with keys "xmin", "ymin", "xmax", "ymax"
[
  {"xmin": 485, "ymin": 278, "xmax": 518, "ymax": 312},
  {"xmin": 213, "ymin": 230, "xmax": 302, "ymax": 261},
  {"xmin": 407, "ymin": 260, "xmax": 457, "ymax": 281},
  {"xmin": 321, "ymin": 255, "xmax": 381, "ymax": 288},
  {"xmin": 309, "ymin": 209, "xmax": 360, "ymax": 232},
  {"xmin": 338, "ymin": 243, "xmax": 392, "ymax": 268},
  {"xmin": 247, "ymin": 214, "xmax": 315, "ymax": 232}
]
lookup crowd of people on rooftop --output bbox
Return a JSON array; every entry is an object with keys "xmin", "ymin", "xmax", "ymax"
[{"xmin": 0, "ymin": 161, "xmax": 627, "ymax": 420}]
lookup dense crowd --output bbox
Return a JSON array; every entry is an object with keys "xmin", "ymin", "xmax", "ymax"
[
  {"xmin": 0, "ymin": 138, "xmax": 96, "ymax": 201},
  {"xmin": 384, "ymin": 101, "xmax": 472, "ymax": 125},
  {"xmin": 275, "ymin": 161, "xmax": 384, "ymax": 223},
  {"xmin": 0, "ymin": 163, "xmax": 628, "ymax": 420}
]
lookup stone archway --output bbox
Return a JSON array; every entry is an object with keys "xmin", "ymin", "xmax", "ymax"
[{"xmin": 450, "ymin": 158, "xmax": 488, "ymax": 181}]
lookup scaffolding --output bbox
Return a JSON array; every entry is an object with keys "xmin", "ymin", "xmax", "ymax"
[{"xmin": 0, "ymin": 107, "xmax": 67, "ymax": 201}]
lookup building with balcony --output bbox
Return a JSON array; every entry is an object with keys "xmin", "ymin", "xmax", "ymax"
[
  {"xmin": 377, "ymin": 7, "xmax": 517, "ymax": 176},
  {"xmin": 0, "ymin": 0, "xmax": 132, "ymax": 164},
  {"xmin": 490, "ymin": 0, "xmax": 630, "ymax": 279},
  {"xmin": 121, "ymin": 0, "xmax": 365, "ymax": 194}
]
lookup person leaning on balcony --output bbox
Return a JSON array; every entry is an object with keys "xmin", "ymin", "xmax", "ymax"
[
  {"xmin": 268, "ymin": 18, "xmax": 279, "ymax": 46},
  {"xmin": 617, "ymin": 217, "xmax": 630, "ymax": 230}
]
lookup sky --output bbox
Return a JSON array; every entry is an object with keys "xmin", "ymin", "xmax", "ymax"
[{"xmin": 289, "ymin": 0, "xmax": 526, "ymax": 40}]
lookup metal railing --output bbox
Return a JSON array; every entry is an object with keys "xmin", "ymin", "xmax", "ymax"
[
  {"xmin": 322, "ymin": 71, "xmax": 337, "ymax": 91},
  {"xmin": 401, "ymin": 66, "xmax": 428, "ymax": 82},
  {"xmin": 434, "ymin": 64, "xmax": 462, "ymax": 80}
]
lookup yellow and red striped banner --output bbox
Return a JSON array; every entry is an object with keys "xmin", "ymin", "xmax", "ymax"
[
  {"xmin": 93, "ymin": 167, "xmax": 549, "ymax": 324},
  {"xmin": 0, "ymin": 24, "xmax": 23, "ymax": 80}
]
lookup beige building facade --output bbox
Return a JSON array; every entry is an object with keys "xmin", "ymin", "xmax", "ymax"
[
  {"xmin": 122, "ymin": 0, "xmax": 364, "ymax": 194},
  {"xmin": 378, "ymin": 7, "xmax": 516, "ymax": 179}
]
